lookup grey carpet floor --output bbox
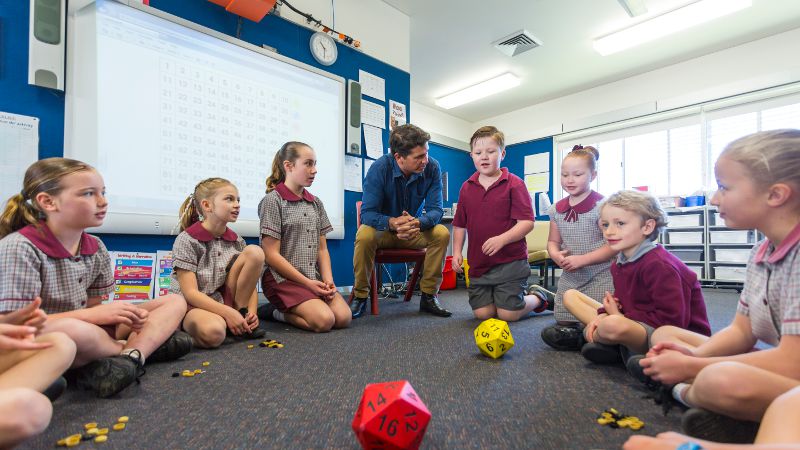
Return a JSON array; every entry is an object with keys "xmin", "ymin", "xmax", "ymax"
[{"xmin": 21, "ymin": 287, "xmax": 739, "ymax": 450}]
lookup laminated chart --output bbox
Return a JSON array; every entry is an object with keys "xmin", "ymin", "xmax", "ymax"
[
  {"xmin": 155, "ymin": 250, "xmax": 174, "ymax": 298},
  {"xmin": 109, "ymin": 252, "xmax": 157, "ymax": 301}
]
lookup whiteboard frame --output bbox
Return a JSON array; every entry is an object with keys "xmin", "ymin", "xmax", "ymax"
[{"xmin": 64, "ymin": 0, "xmax": 346, "ymax": 238}]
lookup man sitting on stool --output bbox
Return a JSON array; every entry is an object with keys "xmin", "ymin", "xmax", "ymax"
[{"xmin": 350, "ymin": 124, "xmax": 452, "ymax": 319}]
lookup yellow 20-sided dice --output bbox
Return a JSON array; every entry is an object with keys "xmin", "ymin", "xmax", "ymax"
[{"xmin": 474, "ymin": 318, "xmax": 514, "ymax": 358}]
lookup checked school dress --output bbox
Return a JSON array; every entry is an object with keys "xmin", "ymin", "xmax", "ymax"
[{"xmin": 548, "ymin": 191, "xmax": 614, "ymax": 322}]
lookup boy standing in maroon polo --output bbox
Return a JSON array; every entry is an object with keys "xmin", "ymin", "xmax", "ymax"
[{"xmin": 452, "ymin": 126, "xmax": 551, "ymax": 322}]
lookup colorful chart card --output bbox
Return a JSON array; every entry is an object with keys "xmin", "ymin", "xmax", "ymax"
[
  {"xmin": 155, "ymin": 250, "xmax": 174, "ymax": 298},
  {"xmin": 109, "ymin": 252, "xmax": 156, "ymax": 301}
]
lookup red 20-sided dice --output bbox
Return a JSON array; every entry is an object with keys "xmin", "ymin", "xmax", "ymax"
[{"xmin": 352, "ymin": 380, "xmax": 431, "ymax": 450}]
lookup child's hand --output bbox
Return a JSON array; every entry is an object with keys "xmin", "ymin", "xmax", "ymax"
[
  {"xmin": 481, "ymin": 236, "xmax": 506, "ymax": 256},
  {"xmin": 223, "ymin": 306, "xmax": 250, "ymax": 335},
  {"xmin": 1, "ymin": 297, "xmax": 48, "ymax": 331},
  {"xmin": 308, "ymin": 280, "xmax": 335, "ymax": 300},
  {"xmin": 0, "ymin": 323, "xmax": 53, "ymax": 351},
  {"xmin": 646, "ymin": 341, "xmax": 694, "ymax": 358},
  {"xmin": 623, "ymin": 432, "xmax": 702, "ymax": 450},
  {"xmin": 322, "ymin": 280, "xmax": 337, "ymax": 301},
  {"xmin": 244, "ymin": 311, "xmax": 259, "ymax": 331},
  {"xmin": 552, "ymin": 249, "xmax": 570, "ymax": 267},
  {"xmin": 560, "ymin": 255, "xmax": 586, "ymax": 272},
  {"xmin": 85, "ymin": 302, "xmax": 148, "ymax": 328},
  {"xmin": 640, "ymin": 349, "xmax": 697, "ymax": 385},
  {"xmin": 602, "ymin": 291, "xmax": 622, "ymax": 315},
  {"xmin": 584, "ymin": 314, "xmax": 607, "ymax": 343},
  {"xmin": 452, "ymin": 254, "xmax": 463, "ymax": 274}
]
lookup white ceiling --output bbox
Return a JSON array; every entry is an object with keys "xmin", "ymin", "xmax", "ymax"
[{"xmin": 380, "ymin": 0, "xmax": 800, "ymax": 122}]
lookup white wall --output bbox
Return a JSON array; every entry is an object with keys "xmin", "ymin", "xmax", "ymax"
[
  {"xmin": 481, "ymin": 27, "xmax": 800, "ymax": 145},
  {"xmin": 277, "ymin": 0, "xmax": 409, "ymax": 71},
  {"xmin": 410, "ymin": 101, "xmax": 472, "ymax": 150}
]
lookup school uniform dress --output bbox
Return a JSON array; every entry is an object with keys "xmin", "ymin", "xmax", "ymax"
[
  {"xmin": 738, "ymin": 222, "xmax": 800, "ymax": 346},
  {"xmin": 258, "ymin": 182, "xmax": 333, "ymax": 312},
  {"xmin": 0, "ymin": 221, "xmax": 114, "ymax": 314},
  {"xmin": 169, "ymin": 222, "xmax": 246, "ymax": 307},
  {"xmin": 452, "ymin": 168, "xmax": 535, "ymax": 310},
  {"xmin": 548, "ymin": 191, "xmax": 614, "ymax": 322}
]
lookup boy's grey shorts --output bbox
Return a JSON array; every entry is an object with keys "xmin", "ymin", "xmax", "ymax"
[{"xmin": 468, "ymin": 259, "xmax": 530, "ymax": 311}]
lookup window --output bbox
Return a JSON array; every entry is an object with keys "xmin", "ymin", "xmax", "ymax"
[{"xmin": 555, "ymin": 88, "xmax": 800, "ymax": 200}]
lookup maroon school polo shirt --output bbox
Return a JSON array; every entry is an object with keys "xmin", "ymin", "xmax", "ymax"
[{"xmin": 452, "ymin": 168, "xmax": 534, "ymax": 278}]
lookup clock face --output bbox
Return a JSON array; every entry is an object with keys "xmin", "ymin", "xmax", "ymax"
[{"xmin": 310, "ymin": 32, "xmax": 337, "ymax": 66}]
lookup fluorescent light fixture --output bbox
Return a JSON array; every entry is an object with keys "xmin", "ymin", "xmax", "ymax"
[
  {"xmin": 435, "ymin": 73, "xmax": 520, "ymax": 109},
  {"xmin": 594, "ymin": 0, "xmax": 752, "ymax": 56}
]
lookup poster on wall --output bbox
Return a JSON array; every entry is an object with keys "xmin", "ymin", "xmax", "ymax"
[
  {"xmin": 389, "ymin": 100, "xmax": 406, "ymax": 130},
  {"xmin": 155, "ymin": 250, "xmax": 174, "ymax": 298},
  {"xmin": 109, "ymin": 252, "xmax": 157, "ymax": 301}
]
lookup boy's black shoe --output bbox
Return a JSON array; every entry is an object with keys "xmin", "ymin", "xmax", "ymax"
[
  {"xmin": 581, "ymin": 342, "xmax": 623, "ymax": 364},
  {"xmin": 419, "ymin": 293, "xmax": 452, "ymax": 317},
  {"xmin": 625, "ymin": 354, "xmax": 652, "ymax": 384},
  {"xmin": 541, "ymin": 324, "xmax": 584, "ymax": 351},
  {"xmin": 526, "ymin": 285, "xmax": 555, "ymax": 311},
  {"xmin": 148, "ymin": 331, "xmax": 193, "ymax": 363},
  {"xmin": 350, "ymin": 296, "xmax": 368, "ymax": 319},
  {"xmin": 236, "ymin": 308, "xmax": 267, "ymax": 339},
  {"xmin": 681, "ymin": 408, "xmax": 759, "ymax": 444},
  {"xmin": 43, "ymin": 376, "xmax": 67, "ymax": 402},
  {"xmin": 74, "ymin": 351, "xmax": 144, "ymax": 398},
  {"xmin": 258, "ymin": 303, "xmax": 277, "ymax": 321}
]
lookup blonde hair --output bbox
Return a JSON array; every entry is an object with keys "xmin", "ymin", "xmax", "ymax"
[
  {"xmin": 599, "ymin": 190, "xmax": 667, "ymax": 241},
  {"xmin": 565, "ymin": 145, "xmax": 599, "ymax": 172},
  {"xmin": 721, "ymin": 129, "xmax": 800, "ymax": 191},
  {"xmin": 178, "ymin": 177, "xmax": 234, "ymax": 231},
  {"xmin": 0, "ymin": 158, "xmax": 94, "ymax": 239},
  {"xmin": 470, "ymin": 126, "xmax": 505, "ymax": 150},
  {"xmin": 265, "ymin": 141, "xmax": 311, "ymax": 193}
]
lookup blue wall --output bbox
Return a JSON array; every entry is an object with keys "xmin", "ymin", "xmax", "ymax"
[
  {"xmin": 505, "ymin": 137, "xmax": 554, "ymax": 221},
  {"xmin": 0, "ymin": 0, "xmax": 414, "ymax": 286},
  {"xmin": 427, "ymin": 143, "xmax": 472, "ymax": 208}
]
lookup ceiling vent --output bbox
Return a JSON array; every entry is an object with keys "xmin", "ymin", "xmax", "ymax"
[{"xmin": 492, "ymin": 30, "xmax": 543, "ymax": 57}]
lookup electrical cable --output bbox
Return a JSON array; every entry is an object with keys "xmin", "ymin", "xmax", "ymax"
[{"xmin": 278, "ymin": 0, "xmax": 359, "ymax": 47}]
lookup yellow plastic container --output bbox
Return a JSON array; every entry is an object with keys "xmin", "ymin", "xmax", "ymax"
[{"xmin": 463, "ymin": 259, "xmax": 470, "ymax": 287}]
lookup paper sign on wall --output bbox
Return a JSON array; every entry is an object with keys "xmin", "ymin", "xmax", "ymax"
[
  {"xmin": 155, "ymin": 250, "xmax": 174, "ymax": 298},
  {"xmin": 109, "ymin": 252, "xmax": 156, "ymax": 301},
  {"xmin": 389, "ymin": 100, "xmax": 406, "ymax": 130}
]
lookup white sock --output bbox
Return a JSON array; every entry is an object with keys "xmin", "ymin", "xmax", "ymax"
[
  {"xmin": 120, "ymin": 348, "xmax": 145, "ymax": 365},
  {"xmin": 272, "ymin": 309, "xmax": 286, "ymax": 323},
  {"xmin": 672, "ymin": 383, "xmax": 692, "ymax": 407}
]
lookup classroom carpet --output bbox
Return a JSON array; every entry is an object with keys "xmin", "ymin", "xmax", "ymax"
[{"xmin": 22, "ymin": 287, "xmax": 739, "ymax": 450}]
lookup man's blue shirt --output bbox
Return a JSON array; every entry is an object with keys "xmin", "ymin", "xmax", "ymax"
[{"xmin": 360, "ymin": 154, "xmax": 443, "ymax": 231}]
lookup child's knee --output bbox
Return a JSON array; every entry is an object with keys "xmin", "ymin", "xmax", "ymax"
[
  {"xmin": 650, "ymin": 325, "xmax": 680, "ymax": 346},
  {"xmin": 191, "ymin": 323, "xmax": 226, "ymax": 348},
  {"xmin": 473, "ymin": 307, "xmax": 495, "ymax": 321},
  {"xmin": 4, "ymin": 389, "xmax": 52, "ymax": 437},
  {"xmin": 241, "ymin": 245, "xmax": 266, "ymax": 266},
  {"xmin": 693, "ymin": 362, "xmax": 751, "ymax": 406},
  {"xmin": 306, "ymin": 309, "xmax": 335, "ymax": 333},
  {"xmin": 157, "ymin": 294, "xmax": 188, "ymax": 316},
  {"xmin": 334, "ymin": 311, "xmax": 352, "ymax": 329},
  {"xmin": 39, "ymin": 332, "xmax": 77, "ymax": 365},
  {"xmin": 595, "ymin": 315, "xmax": 630, "ymax": 342}
]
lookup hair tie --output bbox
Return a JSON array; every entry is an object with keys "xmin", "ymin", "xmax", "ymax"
[{"xmin": 572, "ymin": 144, "xmax": 584, "ymax": 151}]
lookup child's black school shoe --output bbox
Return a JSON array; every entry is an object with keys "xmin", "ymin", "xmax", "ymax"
[
  {"xmin": 526, "ymin": 285, "xmax": 555, "ymax": 311},
  {"xmin": 74, "ymin": 351, "xmax": 144, "ymax": 398},
  {"xmin": 681, "ymin": 407, "xmax": 759, "ymax": 444},
  {"xmin": 625, "ymin": 354, "xmax": 652, "ymax": 384},
  {"xmin": 257, "ymin": 303, "xmax": 277, "ymax": 322},
  {"xmin": 43, "ymin": 376, "xmax": 67, "ymax": 402},
  {"xmin": 541, "ymin": 324, "xmax": 584, "ymax": 351},
  {"xmin": 148, "ymin": 331, "xmax": 193, "ymax": 363},
  {"xmin": 580, "ymin": 342, "xmax": 623, "ymax": 364}
]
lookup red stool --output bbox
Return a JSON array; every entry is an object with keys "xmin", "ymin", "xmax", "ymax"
[{"xmin": 349, "ymin": 201, "xmax": 426, "ymax": 315}]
